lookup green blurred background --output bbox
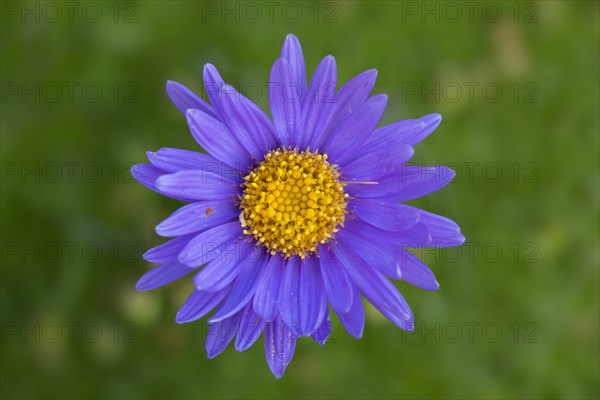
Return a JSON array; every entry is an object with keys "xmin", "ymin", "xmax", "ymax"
[{"xmin": 1, "ymin": 1, "xmax": 598, "ymax": 398}]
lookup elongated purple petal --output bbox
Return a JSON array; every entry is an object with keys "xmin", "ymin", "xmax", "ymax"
[
  {"xmin": 253, "ymin": 254, "xmax": 285, "ymax": 322},
  {"xmin": 209, "ymin": 247, "xmax": 267, "ymax": 322},
  {"xmin": 186, "ymin": 108, "xmax": 251, "ymax": 170},
  {"xmin": 338, "ymin": 284, "xmax": 365, "ymax": 339},
  {"xmin": 280, "ymin": 34, "xmax": 306, "ymax": 100},
  {"xmin": 350, "ymin": 198, "xmax": 420, "ymax": 232},
  {"xmin": 166, "ymin": 80, "xmax": 215, "ymax": 117},
  {"xmin": 130, "ymin": 163, "xmax": 161, "ymax": 192},
  {"xmin": 311, "ymin": 309, "xmax": 331, "ymax": 345},
  {"xmin": 147, "ymin": 147, "xmax": 243, "ymax": 178},
  {"xmin": 397, "ymin": 249, "xmax": 440, "ymax": 290},
  {"xmin": 404, "ymin": 113, "xmax": 442, "ymax": 145},
  {"xmin": 341, "ymin": 143, "xmax": 414, "ymax": 180},
  {"xmin": 334, "ymin": 244, "xmax": 414, "ymax": 331},
  {"xmin": 299, "ymin": 257, "xmax": 327, "ymax": 336},
  {"xmin": 342, "ymin": 218, "xmax": 431, "ymax": 255},
  {"xmin": 215, "ymin": 83, "xmax": 279, "ymax": 159},
  {"xmin": 176, "ymin": 287, "xmax": 230, "ymax": 323},
  {"xmin": 366, "ymin": 119, "xmax": 425, "ymax": 147},
  {"xmin": 155, "ymin": 170, "xmax": 240, "ymax": 201},
  {"xmin": 413, "ymin": 208, "xmax": 466, "ymax": 247},
  {"xmin": 389, "ymin": 223, "xmax": 433, "ymax": 248},
  {"xmin": 336, "ymin": 221, "xmax": 401, "ymax": 279},
  {"xmin": 318, "ymin": 244, "xmax": 353, "ymax": 313},
  {"xmin": 143, "ymin": 234, "xmax": 195, "ymax": 264},
  {"xmin": 178, "ymin": 222, "xmax": 242, "ymax": 267},
  {"xmin": 312, "ymin": 69, "xmax": 378, "ymax": 149},
  {"xmin": 136, "ymin": 262, "xmax": 197, "ymax": 291},
  {"xmin": 324, "ymin": 94, "xmax": 388, "ymax": 165},
  {"xmin": 193, "ymin": 241, "xmax": 260, "ymax": 292},
  {"xmin": 156, "ymin": 200, "xmax": 239, "ymax": 237},
  {"xmin": 270, "ymin": 58, "xmax": 301, "ymax": 146},
  {"xmin": 297, "ymin": 55, "xmax": 337, "ymax": 149},
  {"xmin": 279, "ymin": 256, "xmax": 301, "ymax": 335},
  {"xmin": 235, "ymin": 302, "xmax": 265, "ymax": 352},
  {"xmin": 206, "ymin": 311, "xmax": 242, "ymax": 359},
  {"xmin": 264, "ymin": 317, "xmax": 297, "ymax": 378},
  {"xmin": 345, "ymin": 166, "xmax": 455, "ymax": 202},
  {"xmin": 131, "ymin": 164, "xmax": 193, "ymax": 202},
  {"xmin": 203, "ymin": 63, "xmax": 226, "ymax": 115}
]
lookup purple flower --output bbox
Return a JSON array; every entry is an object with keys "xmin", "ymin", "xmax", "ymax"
[{"xmin": 132, "ymin": 34, "xmax": 465, "ymax": 378}]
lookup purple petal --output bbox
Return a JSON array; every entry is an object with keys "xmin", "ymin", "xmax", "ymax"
[
  {"xmin": 203, "ymin": 63, "xmax": 226, "ymax": 115},
  {"xmin": 193, "ymin": 241, "xmax": 260, "ymax": 292},
  {"xmin": 136, "ymin": 262, "xmax": 197, "ymax": 291},
  {"xmin": 178, "ymin": 222, "xmax": 242, "ymax": 267},
  {"xmin": 166, "ymin": 80, "xmax": 215, "ymax": 117},
  {"xmin": 186, "ymin": 108, "xmax": 251, "ymax": 170},
  {"xmin": 235, "ymin": 302, "xmax": 266, "ymax": 352},
  {"xmin": 297, "ymin": 55, "xmax": 337, "ymax": 149},
  {"xmin": 366, "ymin": 119, "xmax": 425, "ymax": 147},
  {"xmin": 345, "ymin": 166, "xmax": 456, "ymax": 202},
  {"xmin": 215, "ymin": 83, "xmax": 279, "ymax": 159},
  {"xmin": 279, "ymin": 256, "xmax": 301, "ymax": 335},
  {"xmin": 338, "ymin": 284, "xmax": 365, "ymax": 339},
  {"xmin": 155, "ymin": 170, "xmax": 240, "ymax": 201},
  {"xmin": 389, "ymin": 223, "xmax": 433, "ymax": 248},
  {"xmin": 130, "ymin": 163, "xmax": 161, "ymax": 192},
  {"xmin": 341, "ymin": 143, "xmax": 414, "ymax": 180},
  {"xmin": 324, "ymin": 94, "xmax": 388, "ymax": 165},
  {"xmin": 280, "ymin": 34, "xmax": 306, "ymax": 100},
  {"xmin": 318, "ymin": 244, "xmax": 353, "ymax": 314},
  {"xmin": 311, "ymin": 309, "xmax": 331, "ymax": 345},
  {"xmin": 298, "ymin": 257, "xmax": 327, "ymax": 336},
  {"xmin": 147, "ymin": 147, "xmax": 243, "ymax": 178},
  {"xmin": 155, "ymin": 200, "xmax": 239, "ymax": 237},
  {"xmin": 334, "ymin": 244, "xmax": 414, "ymax": 331},
  {"xmin": 349, "ymin": 198, "xmax": 421, "ymax": 232},
  {"xmin": 253, "ymin": 254, "xmax": 285, "ymax": 322},
  {"xmin": 336, "ymin": 220, "xmax": 402, "ymax": 279},
  {"xmin": 269, "ymin": 58, "xmax": 302, "ymax": 146},
  {"xmin": 405, "ymin": 113, "xmax": 442, "ymax": 145},
  {"xmin": 264, "ymin": 317, "xmax": 297, "ymax": 378},
  {"xmin": 131, "ymin": 164, "xmax": 193, "ymax": 202},
  {"xmin": 176, "ymin": 287, "xmax": 230, "ymax": 323},
  {"xmin": 343, "ymin": 218, "xmax": 431, "ymax": 253},
  {"xmin": 312, "ymin": 69, "xmax": 377, "ymax": 149},
  {"xmin": 414, "ymin": 208, "xmax": 465, "ymax": 247},
  {"xmin": 205, "ymin": 311, "xmax": 242, "ymax": 359},
  {"xmin": 397, "ymin": 249, "xmax": 440, "ymax": 290},
  {"xmin": 208, "ymin": 247, "xmax": 267, "ymax": 323},
  {"xmin": 143, "ymin": 234, "xmax": 195, "ymax": 264}
]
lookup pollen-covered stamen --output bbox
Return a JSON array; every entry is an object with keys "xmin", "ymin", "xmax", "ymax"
[{"xmin": 240, "ymin": 148, "xmax": 348, "ymax": 259}]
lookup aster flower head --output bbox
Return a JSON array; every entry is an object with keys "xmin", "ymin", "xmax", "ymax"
[{"xmin": 132, "ymin": 34, "xmax": 465, "ymax": 378}]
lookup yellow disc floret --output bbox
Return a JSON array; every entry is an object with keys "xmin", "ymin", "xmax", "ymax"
[{"xmin": 239, "ymin": 148, "xmax": 348, "ymax": 259}]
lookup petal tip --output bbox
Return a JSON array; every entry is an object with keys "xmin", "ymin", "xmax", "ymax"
[
  {"xmin": 135, "ymin": 276, "xmax": 150, "ymax": 291},
  {"xmin": 447, "ymin": 167, "xmax": 457, "ymax": 180}
]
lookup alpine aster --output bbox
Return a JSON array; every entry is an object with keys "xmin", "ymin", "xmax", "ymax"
[{"xmin": 132, "ymin": 34, "xmax": 465, "ymax": 378}]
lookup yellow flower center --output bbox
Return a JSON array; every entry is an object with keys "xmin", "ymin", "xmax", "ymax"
[{"xmin": 239, "ymin": 148, "xmax": 348, "ymax": 259}]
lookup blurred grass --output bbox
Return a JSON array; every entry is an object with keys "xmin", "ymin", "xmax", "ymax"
[{"xmin": 1, "ymin": 1, "xmax": 599, "ymax": 399}]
